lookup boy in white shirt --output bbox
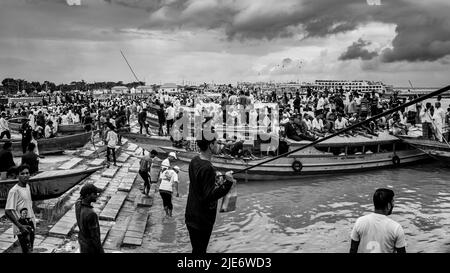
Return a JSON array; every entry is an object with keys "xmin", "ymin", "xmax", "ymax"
[{"xmin": 159, "ymin": 166, "xmax": 180, "ymax": 217}]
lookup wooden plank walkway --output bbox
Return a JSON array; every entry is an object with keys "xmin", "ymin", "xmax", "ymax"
[
  {"xmin": 0, "ymin": 228, "xmax": 17, "ymax": 253},
  {"xmin": 58, "ymin": 158, "xmax": 83, "ymax": 170},
  {"xmin": 121, "ymin": 208, "xmax": 149, "ymax": 246},
  {"xmin": 118, "ymin": 173, "xmax": 137, "ymax": 192},
  {"xmin": 101, "ymin": 166, "xmax": 119, "ymax": 178},
  {"xmin": 99, "ymin": 191, "xmax": 128, "ymax": 221},
  {"xmin": 48, "ymin": 206, "xmax": 78, "ymax": 238},
  {"xmin": 125, "ymin": 143, "xmax": 138, "ymax": 152},
  {"xmin": 88, "ymin": 158, "xmax": 106, "ymax": 166},
  {"xmin": 136, "ymin": 195, "xmax": 153, "ymax": 207},
  {"xmin": 128, "ymin": 161, "xmax": 140, "ymax": 173},
  {"xmin": 116, "ymin": 153, "xmax": 130, "ymax": 163},
  {"xmin": 79, "ymin": 150, "xmax": 95, "ymax": 158}
]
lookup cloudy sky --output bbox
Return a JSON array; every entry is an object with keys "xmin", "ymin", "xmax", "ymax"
[{"xmin": 0, "ymin": 0, "xmax": 449, "ymax": 87}]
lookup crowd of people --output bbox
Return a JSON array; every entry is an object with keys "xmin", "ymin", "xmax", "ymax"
[{"xmin": 2, "ymin": 86, "xmax": 449, "ymax": 254}]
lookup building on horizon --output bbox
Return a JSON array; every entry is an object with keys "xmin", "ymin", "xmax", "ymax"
[
  {"xmin": 111, "ymin": 85, "xmax": 129, "ymax": 94},
  {"xmin": 314, "ymin": 80, "xmax": 392, "ymax": 93},
  {"xmin": 159, "ymin": 83, "xmax": 179, "ymax": 93}
]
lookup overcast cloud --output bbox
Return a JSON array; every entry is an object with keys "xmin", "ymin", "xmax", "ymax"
[{"xmin": 0, "ymin": 0, "xmax": 449, "ymax": 87}]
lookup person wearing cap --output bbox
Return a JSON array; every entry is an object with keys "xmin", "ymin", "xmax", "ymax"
[
  {"xmin": 158, "ymin": 165, "xmax": 180, "ymax": 217},
  {"xmin": 161, "ymin": 151, "xmax": 177, "ymax": 172},
  {"xmin": 75, "ymin": 183, "xmax": 104, "ymax": 253},
  {"xmin": 0, "ymin": 112, "xmax": 11, "ymax": 139}
]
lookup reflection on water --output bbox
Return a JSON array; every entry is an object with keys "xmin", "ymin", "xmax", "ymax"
[{"xmin": 207, "ymin": 161, "xmax": 450, "ymax": 253}]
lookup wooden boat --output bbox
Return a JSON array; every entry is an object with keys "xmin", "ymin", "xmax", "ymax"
[
  {"xmin": 0, "ymin": 166, "xmax": 103, "ymax": 206},
  {"xmin": 8, "ymin": 117, "xmax": 84, "ymax": 135},
  {"xmin": 119, "ymin": 132, "xmax": 172, "ymax": 150},
  {"xmin": 0, "ymin": 131, "xmax": 94, "ymax": 157},
  {"xmin": 121, "ymin": 129, "xmax": 429, "ymax": 181},
  {"xmin": 398, "ymin": 135, "xmax": 450, "ymax": 160},
  {"xmin": 57, "ymin": 124, "xmax": 85, "ymax": 134}
]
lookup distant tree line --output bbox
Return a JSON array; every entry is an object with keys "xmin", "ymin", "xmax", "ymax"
[{"xmin": 0, "ymin": 78, "xmax": 145, "ymax": 95}]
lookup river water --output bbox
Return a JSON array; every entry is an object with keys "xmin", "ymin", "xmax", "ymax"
[
  {"xmin": 8, "ymin": 153, "xmax": 450, "ymax": 253},
  {"xmin": 149, "ymin": 159, "xmax": 450, "ymax": 253}
]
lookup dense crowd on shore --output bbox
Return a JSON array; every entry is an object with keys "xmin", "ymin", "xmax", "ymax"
[{"xmin": 1, "ymin": 86, "xmax": 449, "ymax": 158}]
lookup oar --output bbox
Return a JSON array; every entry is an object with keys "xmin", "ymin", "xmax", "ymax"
[{"xmin": 223, "ymin": 84, "xmax": 450, "ymax": 176}]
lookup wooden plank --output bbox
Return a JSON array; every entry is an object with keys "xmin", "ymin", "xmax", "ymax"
[
  {"xmin": 101, "ymin": 166, "xmax": 119, "ymax": 178},
  {"xmin": 121, "ymin": 210, "xmax": 149, "ymax": 246},
  {"xmin": 0, "ymin": 228, "xmax": 17, "ymax": 253},
  {"xmin": 125, "ymin": 143, "xmax": 138, "ymax": 152},
  {"xmin": 118, "ymin": 174, "xmax": 136, "ymax": 192},
  {"xmin": 79, "ymin": 150, "xmax": 95, "ymax": 158},
  {"xmin": 58, "ymin": 158, "xmax": 83, "ymax": 170},
  {"xmin": 99, "ymin": 192, "xmax": 127, "ymax": 221},
  {"xmin": 87, "ymin": 159, "xmax": 106, "ymax": 167},
  {"xmin": 116, "ymin": 153, "xmax": 130, "ymax": 163},
  {"xmin": 136, "ymin": 195, "xmax": 153, "ymax": 207}
]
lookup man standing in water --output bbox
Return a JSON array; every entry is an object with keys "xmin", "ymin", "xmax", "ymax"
[
  {"xmin": 185, "ymin": 132, "xmax": 235, "ymax": 254},
  {"xmin": 350, "ymin": 188, "xmax": 406, "ymax": 253},
  {"xmin": 5, "ymin": 164, "xmax": 36, "ymax": 253}
]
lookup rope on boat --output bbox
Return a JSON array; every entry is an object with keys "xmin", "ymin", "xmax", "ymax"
[{"xmin": 221, "ymin": 84, "xmax": 450, "ymax": 176}]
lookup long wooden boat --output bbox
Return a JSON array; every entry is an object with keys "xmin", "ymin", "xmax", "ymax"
[
  {"xmin": 398, "ymin": 135, "xmax": 450, "ymax": 160},
  {"xmin": 0, "ymin": 166, "xmax": 103, "ymax": 205},
  {"xmin": 121, "ymin": 130, "xmax": 429, "ymax": 181},
  {"xmin": 8, "ymin": 117, "xmax": 84, "ymax": 135},
  {"xmin": 0, "ymin": 131, "xmax": 93, "ymax": 157},
  {"xmin": 119, "ymin": 132, "xmax": 172, "ymax": 149}
]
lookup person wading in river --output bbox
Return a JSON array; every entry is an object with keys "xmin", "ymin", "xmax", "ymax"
[
  {"xmin": 185, "ymin": 132, "xmax": 235, "ymax": 254},
  {"xmin": 350, "ymin": 188, "xmax": 406, "ymax": 253}
]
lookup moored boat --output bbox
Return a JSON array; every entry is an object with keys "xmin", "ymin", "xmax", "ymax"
[
  {"xmin": 119, "ymin": 132, "xmax": 172, "ymax": 150},
  {"xmin": 121, "ymin": 130, "xmax": 429, "ymax": 181},
  {"xmin": 398, "ymin": 135, "xmax": 450, "ymax": 160},
  {"xmin": 8, "ymin": 117, "xmax": 85, "ymax": 135},
  {"xmin": 0, "ymin": 166, "xmax": 103, "ymax": 206},
  {"xmin": 0, "ymin": 131, "xmax": 94, "ymax": 157}
]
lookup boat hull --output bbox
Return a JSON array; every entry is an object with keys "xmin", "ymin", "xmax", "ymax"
[
  {"xmin": 0, "ymin": 131, "xmax": 94, "ymax": 157},
  {"xmin": 0, "ymin": 166, "xmax": 102, "ymax": 206},
  {"xmin": 159, "ymin": 146, "xmax": 429, "ymax": 181},
  {"xmin": 119, "ymin": 132, "xmax": 172, "ymax": 150},
  {"xmin": 8, "ymin": 118, "xmax": 84, "ymax": 134},
  {"xmin": 399, "ymin": 136, "xmax": 450, "ymax": 161}
]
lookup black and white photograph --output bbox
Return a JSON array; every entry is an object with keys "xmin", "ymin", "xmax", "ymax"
[{"xmin": 1, "ymin": 0, "xmax": 450, "ymax": 261}]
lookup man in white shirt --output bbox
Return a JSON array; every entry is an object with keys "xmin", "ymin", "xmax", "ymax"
[
  {"xmin": 433, "ymin": 102, "xmax": 446, "ymax": 141},
  {"xmin": 0, "ymin": 112, "xmax": 11, "ymax": 139},
  {"xmin": 334, "ymin": 113, "xmax": 348, "ymax": 130},
  {"xmin": 5, "ymin": 164, "xmax": 36, "ymax": 253},
  {"xmin": 350, "ymin": 188, "xmax": 406, "ymax": 253},
  {"xmin": 312, "ymin": 114, "xmax": 324, "ymax": 132},
  {"xmin": 165, "ymin": 103, "xmax": 175, "ymax": 135},
  {"xmin": 158, "ymin": 166, "xmax": 180, "ymax": 217}
]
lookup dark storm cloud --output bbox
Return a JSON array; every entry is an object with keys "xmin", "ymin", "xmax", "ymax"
[
  {"xmin": 339, "ymin": 38, "xmax": 378, "ymax": 61},
  {"xmin": 103, "ymin": 0, "xmax": 450, "ymax": 63}
]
